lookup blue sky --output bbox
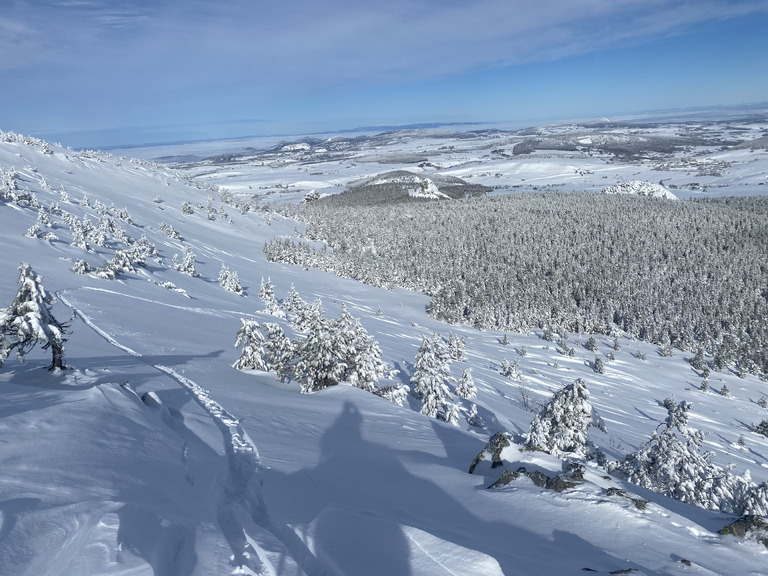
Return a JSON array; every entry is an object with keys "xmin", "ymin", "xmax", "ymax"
[{"xmin": 2, "ymin": 0, "xmax": 767, "ymax": 148}]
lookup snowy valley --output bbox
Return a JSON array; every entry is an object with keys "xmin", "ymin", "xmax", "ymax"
[{"xmin": 1, "ymin": 117, "xmax": 768, "ymax": 576}]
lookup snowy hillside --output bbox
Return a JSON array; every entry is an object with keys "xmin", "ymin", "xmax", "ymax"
[
  {"xmin": 601, "ymin": 180, "xmax": 677, "ymax": 200},
  {"xmin": 1, "ymin": 127, "xmax": 768, "ymax": 576}
]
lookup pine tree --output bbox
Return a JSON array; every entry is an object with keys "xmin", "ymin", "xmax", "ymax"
[
  {"xmin": 447, "ymin": 331, "xmax": 466, "ymax": 361},
  {"xmin": 612, "ymin": 399, "xmax": 761, "ymax": 513},
  {"xmin": 283, "ymin": 284, "xmax": 306, "ymax": 313},
  {"xmin": 173, "ymin": 248, "xmax": 197, "ymax": 276},
  {"xmin": 0, "ymin": 263, "xmax": 70, "ymax": 370},
  {"xmin": 593, "ymin": 356, "xmax": 604, "ymax": 374},
  {"xmin": 293, "ymin": 311, "xmax": 346, "ymax": 393},
  {"xmin": 261, "ymin": 322, "xmax": 294, "ymax": 380},
  {"xmin": 259, "ymin": 277, "xmax": 285, "ymax": 318},
  {"xmin": 456, "ymin": 368, "xmax": 477, "ymax": 400},
  {"xmin": 292, "ymin": 297, "xmax": 322, "ymax": 332},
  {"xmin": 524, "ymin": 378, "xmax": 603, "ymax": 458},
  {"xmin": 330, "ymin": 305, "xmax": 386, "ymax": 392},
  {"xmin": 233, "ymin": 319, "xmax": 268, "ymax": 371},
  {"xmin": 219, "ymin": 264, "xmax": 243, "ymax": 295},
  {"xmin": 411, "ymin": 334, "xmax": 456, "ymax": 423}
]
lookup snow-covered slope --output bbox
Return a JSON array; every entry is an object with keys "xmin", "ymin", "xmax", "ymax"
[
  {"xmin": 601, "ymin": 180, "xmax": 677, "ymax": 199},
  {"xmin": 1, "ymin": 130, "xmax": 767, "ymax": 576}
]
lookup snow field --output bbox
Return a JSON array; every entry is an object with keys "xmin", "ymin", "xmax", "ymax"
[{"xmin": 1, "ymin": 127, "xmax": 768, "ymax": 574}]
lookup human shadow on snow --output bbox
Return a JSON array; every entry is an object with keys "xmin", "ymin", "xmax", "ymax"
[{"xmin": 262, "ymin": 401, "xmax": 593, "ymax": 576}]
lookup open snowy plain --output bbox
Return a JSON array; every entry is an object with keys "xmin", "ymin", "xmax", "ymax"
[{"xmin": 1, "ymin": 117, "xmax": 768, "ymax": 575}]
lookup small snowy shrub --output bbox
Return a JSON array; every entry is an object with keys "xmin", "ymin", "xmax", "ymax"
[
  {"xmin": 160, "ymin": 222, "xmax": 183, "ymax": 240},
  {"xmin": 173, "ymin": 248, "xmax": 197, "ymax": 276},
  {"xmin": 500, "ymin": 359, "xmax": 523, "ymax": 382},
  {"xmin": 374, "ymin": 384, "xmax": 410, "ymax": 406},
  {"xmin": 219, "ymin": 264, "xmax": 243, "ymax": 295},
  {"xmin": 71, "ymin": 259, "xmax": 91, "ymax": 274}
]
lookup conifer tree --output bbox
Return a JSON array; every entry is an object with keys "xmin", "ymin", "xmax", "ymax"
[
  {"xmin": 293, "ymin": 312, "xmax": 346, "ymax": 393},
  {"xmin": 261, "ymin": 322, "xmax": 294, "ymax": 380},
  {"xmin": 233, "ymin": 319, "xmax": 268, "ymax": 371},
  {"xmin": 173, "ymin": 247, "xmax": 197, "ymax": 276},
  {"xmin": 612, "ymin": 398, "xmax": 766, "ymax": 514},
  {"xmin": 259, "ymin": 277, "xmax": 285, "ymax": 318},
  {"xmin": 333, "ymin": 305, "xmax": 386, "ymax": 392},
  {"xmin": 411, "ymin": 334, "xmax": 456, "ymax": 423},
  {"xmin": 0, "ymin": 263, "xmax": 70, "ymax": 370},
  {"xmin": 456, "ymin": 368, "xmax": 477, "ymax": 400},
  {"xmin": 524, "ymin": 378, "xmax": 603, "ymax": 458},
  {"xmin": 219, "ymin": 264, "xmax": 243, "ymax": 294}
]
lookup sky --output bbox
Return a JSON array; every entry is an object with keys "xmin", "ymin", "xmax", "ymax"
[{"xmin": 1, "ymin": 0, "xmax": 768, "ymax": 149}]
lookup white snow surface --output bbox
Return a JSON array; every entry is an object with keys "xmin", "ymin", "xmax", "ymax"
[
  {"xmin": 601, "ymin": 180, "xmax": 677, "ymax": 200},
  {"xmin": 1, "ymin": 127, "xmax": 768, "ymax": 576}
]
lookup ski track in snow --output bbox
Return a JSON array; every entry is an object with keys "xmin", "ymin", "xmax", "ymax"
[{"xmin": 57, "ymin": 291, "xmax": 328, "ymax": 576}]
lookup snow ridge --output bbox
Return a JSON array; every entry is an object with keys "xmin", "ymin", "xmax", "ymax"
[{"xmin": 58, "ymin": 291, "xmax": 326, "ymax": 576}]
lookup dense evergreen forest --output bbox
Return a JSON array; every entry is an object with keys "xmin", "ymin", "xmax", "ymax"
[{"xmin": 265, "ymin": 192, "xmax": 768, "ymax": 376}]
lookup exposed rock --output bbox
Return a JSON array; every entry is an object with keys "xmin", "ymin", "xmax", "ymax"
[
  {"xmin": 546, "ymin": 475, "xmax": 580, "ymax": 493},
  {"xmin": 605, "ymin": 487, "xmax": 648, "ymax": 511},
  {"xmin": 488, "ymin": 470, "xmax": 519, "ymax": 489},
  {"xmin": 565, "ymin": 462, "xmax": 586, "ymax": 480},
  {"xmin": 526, "ymin": 468, "xmax": 549, "ymax": 488},
  {"xmin": 469, "ymin": 432, "xmax": 513, "ymax": 474},
  {"xmin": 718, "ymin": 515, "xmax": 768, "ymax": 548}
]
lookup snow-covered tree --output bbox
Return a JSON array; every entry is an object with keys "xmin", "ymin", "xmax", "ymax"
[
  {"xmin": 467, "ymin": 402, "xmax": 483, "ymax": 427},
  {"xmin": 333, "ymin": 305, "xmax": 386, "ymax": 392},
  {"xmin": 0, "ymin": 263, "xmax": 70, "ymax": 370},
  {"xmin": 233, "ymin": 319, "xmax": 268, "ymax": 371},
  {"xmin": 173, "ymin": 248, "xmax": 197, "ymax": 276},
  {"xmin": 261, "ymin": 322, "xmax": 294, "ymax": 380},
  {"xmin": 291, "ymin": 297, "xmax": 322, "ymax": 333},
  {"xmin": 447, "ymin": 331, "xmax": 466, "ymax": 361},
  {"xmin": 456, "ymin": 368, "xmax": 477, "ymax": 400},
  {"xmin": 612, "ymin": 399, "xmax": 766, "ymax": 514},
  {"xmin": 374, "ymin": 383, "xmax": 410, "ymax": 406},
  {"xmin": 71, "ymin": 259, "xmax": 91, "ymax": 274},
  {"xmin": 219, "ymin": 264, "xmax": 243, "ymax": 295},
  {"xmin": 500, "ymin": 358, "xmax": 523, "ymax": 382},
  {"xmin": 293, "ymin": 312, "xmax": 346, "ymax": 393},
  {"xmin": 283, "ymin": 284, "xmax": 306, "ymax": 313},
  {"xmin": 259, "ymin": 277, "xmax": 285, "ymax": 318},
  {"xmin": 96, "ymin": 246, "xmax": 146, "ymax": 279},
  {"xmin": 411, "ymin": 334, "xmax": 457, "ymax": 423},
  {"xmin": 524, "ymin": 378, "xmax": 604, "ymax": 459}
]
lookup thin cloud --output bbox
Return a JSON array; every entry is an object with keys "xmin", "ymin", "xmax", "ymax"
[{"xmin": 4, "ymin": 0, "xmax": 767, "ymax": 81}]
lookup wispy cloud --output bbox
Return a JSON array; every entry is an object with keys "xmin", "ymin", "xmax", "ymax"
[
  {"xmin": 2, "ymin": 0, "xmax": 767, "ymax": 146},
  {"xmin": 6, "ymin": 0, "xmax": 768, "ymax": 81}
]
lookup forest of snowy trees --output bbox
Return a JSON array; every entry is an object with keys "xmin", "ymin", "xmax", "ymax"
[{"xmin": 265, "ymin": 192, "xmax": 768, "ymax": 377}]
